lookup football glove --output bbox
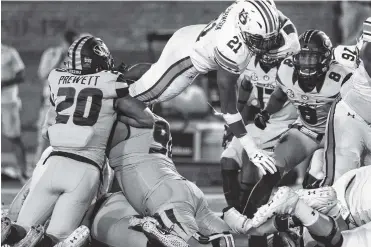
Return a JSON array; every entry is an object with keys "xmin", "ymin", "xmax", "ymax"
[
  {"xmin": 249, "ymin": 149, "xmax": 276, "ymax": 175},
  {"xmin": 222, "ymin": 125, "xmax": 234, "ymax": 149},
  {"xmin": 114, "ymin": 62, "xmax": 129, "ymax": 73},
  {"xmin": 254, "ymin": 110, "xmax": 270, "ymax": 130}
]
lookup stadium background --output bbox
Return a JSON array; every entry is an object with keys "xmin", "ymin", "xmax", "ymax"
[{"xmin": 1, "ymin": 1, "xmax": 369, "ymax": 187}]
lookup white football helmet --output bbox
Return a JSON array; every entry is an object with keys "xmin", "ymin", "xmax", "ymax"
[{"xmin": 236, "ymin": 0, "xmax": 280, "ymax": 54}]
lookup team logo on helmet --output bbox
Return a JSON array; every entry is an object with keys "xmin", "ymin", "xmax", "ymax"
[
  {"xmin": 239, "ymin": 9, "xmax": 249, "ymax": 25},
  {"xmin": 93, "ymin": 44, "xmax": 110, "ymax": 57}
]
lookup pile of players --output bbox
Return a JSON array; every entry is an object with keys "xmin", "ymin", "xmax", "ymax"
[{"xmin": 1, "ymin": 0, "xmax": 370, "ymax": 246}]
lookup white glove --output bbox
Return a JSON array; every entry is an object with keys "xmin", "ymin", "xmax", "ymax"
[
  {"xmin": 223, "ymin": 207, "xmax": 253, "ymax": 234},
  {"xmin": 238, "ymin": 135, "xmax": 276, "ymax": 175},
  {"xmin": 249, "ymin": 149, "xmax": 277, "ymax": 175}
]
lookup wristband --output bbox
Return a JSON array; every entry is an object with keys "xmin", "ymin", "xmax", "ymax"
[
  {"xmin": 238, "ymin": 134, "xmax": 258, "ymax": 154},
  {"xmin": 223, "ymin": 112, "xmax": 243, "ymax": 125}
]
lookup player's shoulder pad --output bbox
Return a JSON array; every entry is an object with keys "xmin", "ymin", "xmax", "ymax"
[
  {"xmin": 47, "ymin": 68, "xmax": 65, "ymax": 85},
  {"xmin": 331, "ymin": 45, "xmax": 360, "ymax": 70},
  {"xmin": 214, "ymin": 34, "xmax": 250, "ymax": 74},
  {"xmin": 276, "ymin": 56, "xmax": 295, "ymax": 87}
]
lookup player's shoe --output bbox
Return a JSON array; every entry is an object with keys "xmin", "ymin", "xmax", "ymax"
[
  {"xmin": 1, "ymin": 217, "xmax": 12, "ymax": 244},
  {"xmin": 129, "ymin": 216, "xmax": 189, "ymax": 247},
  {"xmin": 53, "ymin": 225, "xmax": 90, "ymax": 247},
  {"xmin": 252, "ymin": 187, "xmax": 299, "ymax": 228},
  {"xmin": 12, "ymin": 224, "xmax": 44, "ymax": 247},
  {"xmin": 295, "ymin": 186, "xmax": 337, "ymax": 214}
]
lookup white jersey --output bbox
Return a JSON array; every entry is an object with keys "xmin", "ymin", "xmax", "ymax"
[
  {"xmin": 1, "ymin": 44, "xmax": 25, "ymax": 103},
  {"xmin": 191, "ymin": 1, "xmax": 254, "ymax": 75},
  {"xmin": 276, "ymin": 57, "xmax": 353, "ymax": 133},
  {"xmin": 47, "ymin": 69, "xmax": 129, "ymax": 167},
  {"xmin": 241, "ymin": 56, "xmax": 298, "ymax": 122}
]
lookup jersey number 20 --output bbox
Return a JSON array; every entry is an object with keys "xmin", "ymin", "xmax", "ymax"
[{"xmin": 55, "ymin": 87, "xmax": 103, "ymax": 126}]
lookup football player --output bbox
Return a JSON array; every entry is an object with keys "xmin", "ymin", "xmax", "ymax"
[
  {"xmin": 244, "ymin": 29, "xmax": 355, "ymax": 216},
  {"xmin": 1, "ymin": 43, "xmax": 28, "ymax": 182},
  {"xmin": 7, "ymin": 36, "xmax": 154, "ymax": 247},
  {"xmin": 220, "ymin": 53, "xmax": 298, "ymax": 212},
  {"xmin": 223, "ymin": 163, "xmax": 371, "ymax": 247},
  {"xmin": 321, "ymin": 17, "xmax": 371, "ymax": 186},
  {"xmin": 103, "ymin": 115, "xmax": 235, "ymax": 247},
  {"xmin": 235, "ymin": 165, "xmax": 371, "ymax": 247},
  {"xmin": 129, "ymin": 0, "xmax": 300, "ymax": 173}
]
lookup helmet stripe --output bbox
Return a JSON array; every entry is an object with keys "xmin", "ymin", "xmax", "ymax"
[
  {"xmin": 70, "ymin": 36, "xmax": 87, "ymax": 69},
  {"xmin": 304, "ymin": 29, "xmax": 315, "ymax": 44},
  {"xmin": 363, "ymin": 18, "xmax": 371, "ymax": 42},
  {"xmin": 254, "ymin": 0, "xmax": 274, "ymax": 33},
  {"xmin": 260, "ymin": 0, "xmax": 277, "ymax": 32},
  {"xmin": 248, "ymin": 1, "xmax": 268, "ymax": 33},
  {"xmin": 74, "ymin": 36, "xmax": 92, "ymax": 70}
]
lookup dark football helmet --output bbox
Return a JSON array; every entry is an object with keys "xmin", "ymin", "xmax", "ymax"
[
  {"xmin": 293, "ymin": 29, "xmax": 332, "ymax": 92},
  {"xmin": 65, "ymin": 36, "xmax": 114, "ymax": 75},
  {"xmin": 257, "ymin": 53, "xmax": 283, "ymax": 70}
]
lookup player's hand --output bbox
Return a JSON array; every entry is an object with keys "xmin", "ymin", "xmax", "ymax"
[
  {"xmin": 249, "ymin": 150, "xmax": 276, "ymax": 175},
  {"xmin": 114, "ymin": 62, "xmax": 129, "ymax": 73},
  {"xmin": 254, "ymin": 110, "xmax": 270, "ymax": 130},
  {"xmin": 222, "ymin": 125, "xmax": 234, "ymax": 149}
]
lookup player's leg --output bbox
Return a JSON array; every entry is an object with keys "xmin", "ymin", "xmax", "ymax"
[
  {"xmin": 1, "ymin": 101, "xmax": 27, "ymax": 181},
  {"xmin": 91, "ymin": 193, "xmax": 149, "ymax": 247},
  {"xmin": 129, "ymin": 25, "xmax": 203, "ymax": 104},
  {"xmin": 11, "ymin": 157, "xmax": 62, "ymax": 245},
  {"xmin": 322, "ymin": 99, "xmax": 364, "ymax": 186},
  {"xmin": 44, "ymin": 158, "xmax": 100, "ymax": 243},
  {"xmin": 220, "ymin": 137, "xmax": 244, "ymax": 211},
  {"xmin": 243, "ymin": 128, "xmax": 320, "ymax": 217}
]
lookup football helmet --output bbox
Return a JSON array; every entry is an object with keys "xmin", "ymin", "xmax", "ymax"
[
  {"xmin": 65, "ymin": 36, "xmax": 114, "ymax": 75},
  {"xmin": 237, "ymin": 0, "xmax": 280, "ymax": 54},
  {"xmin": 293, "ymin": 29, "xmax": 332, "ymax": 92},
  {"xmin": 258, "ymin": 53, "xmax": 283, "ymax": 69}
]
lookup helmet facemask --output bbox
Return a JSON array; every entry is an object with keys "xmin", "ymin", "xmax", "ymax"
[
  {"xmin": 242, "ymin": 30, "xmax": 279, "ymax": 55},
  {"xmin": 293, "ymin": 48, "xmax": 330, "ymax": 92}
]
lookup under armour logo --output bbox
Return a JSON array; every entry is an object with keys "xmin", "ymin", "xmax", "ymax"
[
  {"xmin": 254, "ymin": 154, "xmax": 263, "ymax": 161},
  {"xmin": 311, "ymin": 211, "xmax": 316, "ymax": 216},
  {"xmin": 347, "ymin": 112, "xmax": 355, "ymax": 118}
]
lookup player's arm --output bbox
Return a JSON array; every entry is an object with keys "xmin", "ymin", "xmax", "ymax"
[
  {"xmin": 1, "ymin": 70, "xmax": 25, "ymax": 88},
  {"xmin": 268, "ymin": 10, "xmax": 300, "ymax": 59},
  {"xmin": 264, "ymin": 86, "xmax": 288, "ymax": 115},
  {"xmin": 2, "ymin": 48, "xmax": 25, "ymax": 88},
  {"xmin": 237, "ymin": 77, "xmax": 254, "ymax": 112},
  {"xmin": 254, "ymin": 85, "xmax": 288, "ymax": 130},
  {"xmin": 215, "ymin": 47, "xmax": 276, "ymax": 175},
  {"xmin": 115, "ymin": 96, "xmax": 154, "ymax": 128}
]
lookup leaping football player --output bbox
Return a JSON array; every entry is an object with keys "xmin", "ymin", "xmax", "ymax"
[{"xmin": 129, "ymin": 0, "xmax": 300, "ymax": 173}]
